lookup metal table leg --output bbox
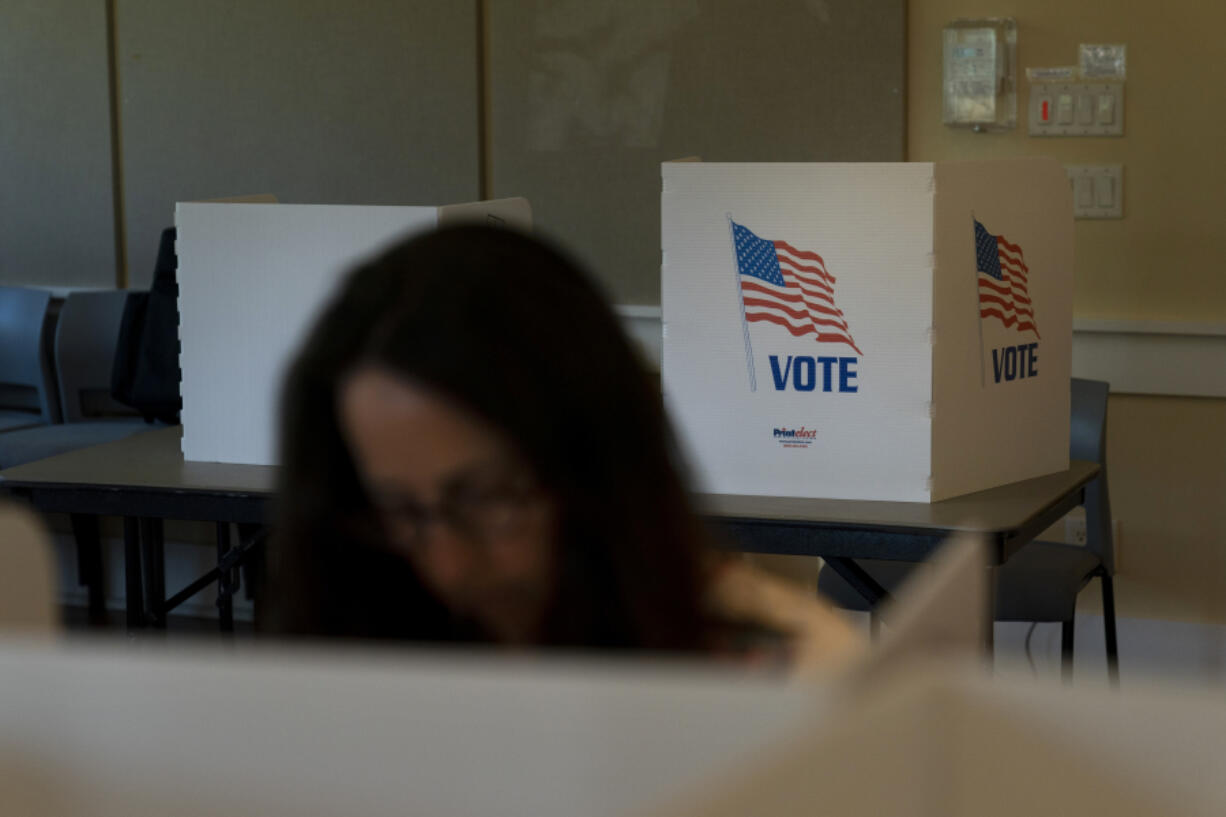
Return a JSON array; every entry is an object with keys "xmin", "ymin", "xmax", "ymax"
[
  {"xmin": 140, "ymin": 517, "xmax": 165, "ymax": 628},
  {"xmin": 122, "ymin": 517, "xmax": 145, "ymax": 631},
  {"xmin": 69, "ymin": 513, "xmax": 107, "ymax": 626},
  {"xmin": 237, "ymin": 523, "xmax": 266, "ymax": 627},
  {"xmin": 216, "ymin": 522, "xmax": 234, "ymax": 633},
  {"xmin": 824, "ymin": 556, "xmax": 893, "ymax": 607},
  {"xmin": 159, "ymin": 529, "xmax": 262, "ymax": 629}
]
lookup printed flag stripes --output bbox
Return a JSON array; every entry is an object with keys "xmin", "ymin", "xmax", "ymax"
[
  {"xmin": 975, "ymin": 219, "xmax": 1039, "ymax": 338},
  {"xmin": 731, "ymin": 220, "xmax": 863, "ymax": 356}
]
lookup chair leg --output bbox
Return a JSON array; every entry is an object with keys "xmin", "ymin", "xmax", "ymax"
[
  {"xmin": 1061, "ymin": 617, "xmax": 1075, "ymax": 683},
  {"xmin": 140, "ymin": 517, "xmax": 166, "ymax": 629},
  {"xmin": 1101, "ymin": 571, "xmax": 1120, "ymax": 688},
  {"xmin": 69, "ymin": 514, "xmax": 107, "ymax": 627}
]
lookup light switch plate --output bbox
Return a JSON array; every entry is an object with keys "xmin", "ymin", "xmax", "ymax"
[
  {"xmin": 1030, "ymin": 82, "xmax": 1124, "ymax": 136},
  {"xmin": 1066, "ymin": 165, "xmax": 1123, "ymax": 218}
]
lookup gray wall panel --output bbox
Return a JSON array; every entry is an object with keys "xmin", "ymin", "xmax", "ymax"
[
  {"xmin": 488, "ymin": 0, "xmax": 904, "ymax": 304},
  {"xmin": 117, "ymin": 0, "xmax": 480, "ymax": 286},
  {"xmin": 0, "ymin": 0, "xmax": 116, "ymax": 287}
]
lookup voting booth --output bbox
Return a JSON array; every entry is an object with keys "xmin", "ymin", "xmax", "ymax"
[
  {"xmin": 176, "ymin": 198, "xmax": 532, "ymax": 466},
  {"xmin": 650, "ymin": 664, "xmax": 1226, "ymax": 817},
  {"xmin": 662, "ymin": 159, "xmax": 1073, "ymax": 502}
]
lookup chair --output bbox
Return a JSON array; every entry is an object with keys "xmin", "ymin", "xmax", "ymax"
[
  {"xmin": 817, "ymin": 378, "xmax": 1119, "ymax": 685},
  {"xmin": 0, "ymin": 286, "xmax": 58, "ymax": 431},
  {"xmin": 0, "ymin": 291, "xmax": 154, "ymax": 470},
  {"xmin": 0, "ymin": 291, "xmax": 157, "ymax": 626}
]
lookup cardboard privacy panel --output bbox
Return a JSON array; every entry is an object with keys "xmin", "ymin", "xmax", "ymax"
[
  {"xmin": 176, "ymin": 199, "xmax": 531, "ymax": 465},
  {"xmin": 648, "ymin": 665, "xmax": 1226, "ymax": 817},
  {"xmin": 661, "ymin": 160, "xmax": 1071, "ymax": 502}
]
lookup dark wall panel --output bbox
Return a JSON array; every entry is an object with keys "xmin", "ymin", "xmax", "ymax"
[
  {"xmin": 117, "ymin": 0, "xmax": 480, "ymax": 286},
  {"xmin": 488, "ymin": 0, "xmax": 905, "ymax": 304},
  {"xmin": 0, "ymin": 0, "xmax": 116, "ymax": 287}
]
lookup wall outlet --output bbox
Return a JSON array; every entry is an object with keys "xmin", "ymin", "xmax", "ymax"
[
  {"xmin": 1065, "ymin": 513, "xmax": 1088, "ymax": 546},
  {"xmin": 1059, "ymin": 511, "xmax": 1122, "ymax": 569}
]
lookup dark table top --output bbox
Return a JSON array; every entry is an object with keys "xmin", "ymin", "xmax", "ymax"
[
  {"xmin": 0, "ymin": 425, "xmax": 1098, "ymax": 554},
  {"xmin": 0, "ymin": 426, "xmax": 275, "ymax": 495},
  {"xmin": 700, "ymin": 460, "xmax": 1099, "ymax": 535},
  {"xmin": 0, "ymin": 427, "xmax": 273, "ymax": 523}
]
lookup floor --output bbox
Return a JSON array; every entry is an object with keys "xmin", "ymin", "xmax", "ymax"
[{"xmin": 59, "ymin": 604, "xmax": 255, "ymax": 638}]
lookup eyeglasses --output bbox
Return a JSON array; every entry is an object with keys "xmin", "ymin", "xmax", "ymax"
[{"xmin": 371, "ymin": 471, "xmax": 545, "ymax": 549}]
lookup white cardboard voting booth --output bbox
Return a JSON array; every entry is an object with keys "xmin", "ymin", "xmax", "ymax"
[
  {"xmin": 662, "ymin": 159, "xmax": 1073, "ymax": 502},
  {"xmin": 649, "ymin": 664, "xmax": 1226, "ymax": 817},
  {"xmin": 176, "ymin": 198, "xmax": 532, "ymax": 465}
]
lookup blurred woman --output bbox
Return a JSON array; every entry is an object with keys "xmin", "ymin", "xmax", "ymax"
[{"xmin": 267, "ymin": 225, "xmax": 861, "ymax": 673}]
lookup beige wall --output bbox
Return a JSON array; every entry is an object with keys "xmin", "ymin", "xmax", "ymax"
[
  {"xmin": 908, "ymin": 0, "xmax": 1226, "ymax": 622},
  {"xmin": 908, "ymin": 0, "xmax": 1226, "ymax": 322},
  {"xmin": 1105, "ymin": 395, "xmax": 1226, "ymax": 623}
]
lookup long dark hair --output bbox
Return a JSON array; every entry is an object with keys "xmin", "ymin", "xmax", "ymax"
[{"xmin": 267, "ymin": 225, "xmax": 714, "ymax": 651}]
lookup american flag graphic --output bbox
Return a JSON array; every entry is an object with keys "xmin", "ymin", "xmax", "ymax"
[
  {"xmin": 975, "ymin": 219, "xmax": 1040, "ymax": 338},
  {"xmin": 731, "ymin": 220, "xmax": 863, "ymax": 356}
]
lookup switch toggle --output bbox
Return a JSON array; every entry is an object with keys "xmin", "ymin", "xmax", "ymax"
[
  {"xmin": 1075, "ymin": 177, "xmax": 1095, "ymax": 208},
  {"xmin": 1094, "ymin": 174, "xmax": 1115, "ymax": 208},
  {"xmin": 1096, "ymin": 93, "xmax": 1115, "ymax": 125},
  {"xmin": 1037, "ymin": 96, "xmax": 1052, "ymax": 124},
  {"xmin": 1057, "ymin": 93, "xmax": 1075, "ymax": 124},
  {"xmin": 1077, "ymin": 94, "xmax": 1095, "ymax": 125}
]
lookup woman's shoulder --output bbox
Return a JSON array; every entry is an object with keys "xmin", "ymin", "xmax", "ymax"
[{"xmin": 704, "ymin": 558, "xmax": 866, "ymax": 679}]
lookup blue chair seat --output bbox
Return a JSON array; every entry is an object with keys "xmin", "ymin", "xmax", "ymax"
[
  {"xmin": 0, "ymin": 420, "xmax": 155, "ymax": 470},
  {"xmin": 0, "ymin": 410, "xmax": 44, "ymax": 432},
  {"xmin": 993, "ymin": 542, "xmax": 1103, "ymax": 622}
]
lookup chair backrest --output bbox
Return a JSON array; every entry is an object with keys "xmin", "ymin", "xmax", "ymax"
[
  {"xmin": 0, "ymin": 286, "xmax": 58, "ymax": 423},
  {"xmin": 1070, "ymin": 378, "xmax": 1114, "ymax": 573},
  {"xmin": 54, "ymin": 290, "xmax": 140, "ymax": 423}
]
